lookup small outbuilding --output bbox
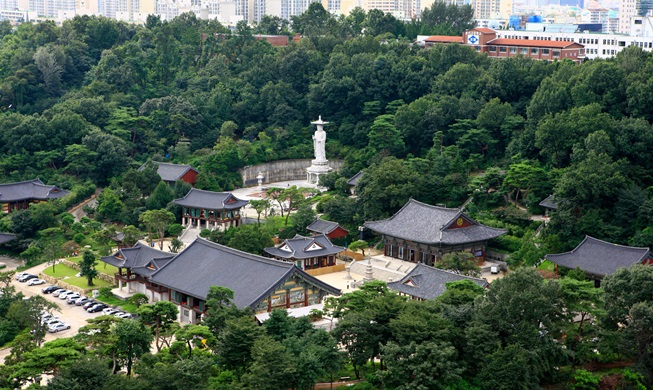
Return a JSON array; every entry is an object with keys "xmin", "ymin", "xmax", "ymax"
[
  {"xmin": 306, "ymin": 218, "xmax": 349, "ymax": 240},
  {"xmin": 140, "ymin": 162, "xmax": 199, "ymax": 187}
]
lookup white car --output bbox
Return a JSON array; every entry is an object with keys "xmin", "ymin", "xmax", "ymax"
[
  {"xmin": 42, "ymin": 318, "xmax": 62, "ymax": 326},
  {"xmin": 102, "ymin": 308, "xmax": 120, "ymax": 316},
  {"xmin": 114, "ymin": 312, "xmax": 132, "ymax": 319},
  {"xmin": 52, "ymin": 289, "xmax": 68, "ymax": 297},
  {"xmin": 14, "ymin": 272, "xmax": 30, "ymax": 280},
  {"xmin": 27, "ymin": 278, "xmax": 46, "ymax": 286},
  {"xmin": 65, "ymin": 293, "xmax": 81, "ymax": 303},
  {"xmin": 48, "ymin": 323, "xmax": 71, "ymax": 333},
  {"xmin": 74, "ymin": 297, "xmax": 91, "ymax": 306},
  {"xmin": 59, "ymin": 291, "xmax": 77, "ymax": 300}
]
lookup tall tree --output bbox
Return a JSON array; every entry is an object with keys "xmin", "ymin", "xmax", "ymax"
[
  {"xmin": 79, "ymin": 250, "xmax": 99, "ymax": 286},
  {"xmin": 114, "ymin": 319, "xmax": 153, "ymax": 376},
  {"xmin": 138, "ymin": 300, "xmax": 179, "ymax": 352},
  {"xmin": 139, "ymin": 209, "xmax": 176, "ymax": 250}
]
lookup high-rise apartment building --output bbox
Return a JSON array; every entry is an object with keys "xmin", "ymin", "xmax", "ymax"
[{"xmin": 620, "ymin": 0, "xmax": 653, "ymax": 34}]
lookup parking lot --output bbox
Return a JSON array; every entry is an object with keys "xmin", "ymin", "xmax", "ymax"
[{"xmin": 0, "ymin": 263, "xmax": 106, "ymax": 364}]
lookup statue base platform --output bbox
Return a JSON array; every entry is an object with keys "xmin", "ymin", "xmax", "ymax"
[{"xmin": 306, "ymin": 162, "xmax": 332, "ymax": 185}]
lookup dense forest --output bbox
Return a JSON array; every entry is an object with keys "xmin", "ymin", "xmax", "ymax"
[{"xmin": 1, "ymin": 3, "xmax": 653, "ymax": 388}]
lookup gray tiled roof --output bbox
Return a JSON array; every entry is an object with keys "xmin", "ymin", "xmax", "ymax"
[
  {"xmin": 545, "ymin": 236, "xmax": 651, "ymax": 277},
  {"xmin": 0, "ymin": 233, "xmax": 17, "ymax": 245},
  {"xmin": 364, "ymin": 199, "xmax": 506, "ymax": 245},
  {"xmin": 139, "ymin": 162, "xmax": 198, "ymax": 183},
  {"xmin": 539, "ymin": 195, "xmax": 558, "ymax": 210},
  {"xmin": 306, "ymin": 218, "xmax": 347, "ymax": 235},
  {"xmin": 0, "ymin": 179, "xmax": 69, "ymax": 203},
  {"xmin": 387, "ymin": 263, "xmax": 489, "ymax": 300},
  {"xmin": 172, "ymin": 188, "xmax": 249, "ymax": 210},
  {"xmin": 347, "ymin": 171, "xmax": 363, "ymax": 186},
  {"xmin": 151, "ymin": 238, "xmax": 341, "ymax": 309},
  {"xmin": 264, "ymin": 234, "xmax": 345, "ymax": 260},
  {"xmin": 100, "ymin": 243, "xmax": 174, "ymax": 277}
]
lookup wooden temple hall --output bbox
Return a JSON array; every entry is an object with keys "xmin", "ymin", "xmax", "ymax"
[
  {"xmin": 365, "ymin": 199, "xmax": 506, "ymax": 266},
  {"xmin": 172, "ymin": 188, "xmax": 248, "ymax": 230}
]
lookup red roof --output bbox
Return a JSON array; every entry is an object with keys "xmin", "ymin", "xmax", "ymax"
[
  {"xmin": 425, "ymin": 35, "xmax": 463, "ymax": 43},
  {"xmin": 488, "ymin": 38, "xmax": 584, "ymax": 49},
  {"xmin": 471, "ymin": 27, "xmax": 496, "ymax": 34}
]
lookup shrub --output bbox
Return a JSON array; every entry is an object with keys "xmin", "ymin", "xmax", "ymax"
[
  {"xmin": 98, "ymin": 286, "xmax": 113, "ymax": 299},
  {"xmin": 571, "ymin": 369, "xmax": 599, "ymax": 390},
  {"xmin": 128, "ymin": 293, "xmax": 149, "ymax": 308},
  {"xmin": 167, "ymin": 223, "xmax": 183, "ymax": 237}
]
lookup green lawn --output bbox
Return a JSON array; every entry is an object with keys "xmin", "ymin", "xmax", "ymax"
[
  {"xmin": 42, "ymin": 263, "xmax": 114, "ymax": 290},
  {"xmin": 95, "ymin": 295, "xmax": 138, "ymax": 313},
  {"xmin": 66, "ymin": 257, "xmax": 119, "ymax": 277},
  {"xmin": 537, "ymin": 260, "xmax": 555, "ymax": 272}
]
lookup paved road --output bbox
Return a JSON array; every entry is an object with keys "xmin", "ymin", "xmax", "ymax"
[{"xmin": 0, "ymin": 262, "xmax": 104, "ymax": 364}]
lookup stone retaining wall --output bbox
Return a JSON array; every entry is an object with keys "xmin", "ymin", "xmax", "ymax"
[
  {"xmin": 60, "ymin": 259, "xmax": 115, "ymax": 284},
  {"xmin": 38, "ymin": 272, "xmax": 93, "ymax": 294},
  {"xmin": 239, "ymin": 159, "xmax": 343, "ymax": 186}
]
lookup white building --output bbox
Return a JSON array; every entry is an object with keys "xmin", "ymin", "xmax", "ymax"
[{"xmin": 498, "ymin": 24, "xmax": 653, "ymax": 58}]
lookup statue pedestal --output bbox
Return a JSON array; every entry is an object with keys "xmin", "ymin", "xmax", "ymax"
[{"xmin": 306, "ymin": 160, "xmax": 332, "ymax": 185}]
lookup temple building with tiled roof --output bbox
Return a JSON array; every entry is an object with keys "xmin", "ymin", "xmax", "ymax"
[
  {"xmin": 173, "ymin": 188, "xmax": 248, "ymax": 230},
  {"xmin": 346, "ymin": 171, "xmax": 363, "ymax": 195},
  {"xmin": 139, "ymin": 162, "xmax": 198, "ymax": 186},
  {"xmin": 265, "ymin": 234, "xmax": 345, "ymax": 271},
  {"xmin": 545, "ymin": 236, "xmax": 653, "ymax": 285},
  {"xmin": 388, "ymin": 263, "xmax": 488, "ymax": 300},
  {"xmin": 306, "ymin": 218, "xmax": 349, "ymax": 239},
  {"xmin": 101, "ymin": 243, "xmax": 174, "ymax": 299},
  {"xmin": 365, "ymin": 199, "xmax": 506, "ymax": 266},
  {"xmin": 0, "ymin": 233, "xmax": 17, "ymax": 245},
  {"xmin": 0, "ymin": 179, "xmax": 69, "ymax": 213},
  {"xmin": 539, "ymin": 194, "xmax": 558, "ymax": 214}
]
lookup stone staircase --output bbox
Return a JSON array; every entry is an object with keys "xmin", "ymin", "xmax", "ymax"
[{"xmin": 180, "ymin": 226, "xmax": 200, "ymax": 246}]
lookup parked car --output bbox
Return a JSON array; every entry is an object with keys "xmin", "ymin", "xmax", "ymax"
[
  {"xmin": 102, "ymin": 308, "xmax": 120, "ymax": 316},
  {"xmin": 87, "ymin": 304, "xmax": 108, "ymax": 313},
  {"xmin": 65, "ymin": 293, "xmax": 81, "ymax": 303},
  {"xmin": 114, "ymin": 312, "xmax": 132, "ymax": 319},
  {"xmin": 27, "ymin": 278, "xmax": 46, "ymax": 286},
  {"xmin": 48, "ymin": 323, "xmax": 71, "ymax": 333},
  {"xmin": 59, "ymin": 291, "xmax": 77, "ymax": 300},
  {"xmin": 14, "ymin": 272, "xmax": 30, "ymax": 280},
  {"xmin": 75, "ymin": 297, "xmax": 91, "ymax": 306},
  {"xmin": 18, "ymin": 274, "xmax": 38, "ymax": 282},
  {"xmin": 42, "ymin": 286, "xmax": 60, "ymax": 294},
  {"xmin": 42, "ymin": 318, "xmax": 62, "ymax": 326},
  {"xmin": 82, "ymin": 300, "xmax": 97, "ymax": 309},
  {"xmin": 52, "ymin": 289, "xmax": 68, "ymax": 297}
]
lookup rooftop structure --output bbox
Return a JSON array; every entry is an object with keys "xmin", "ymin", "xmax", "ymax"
[
  {"xmin": 0, "ymin": 179, "xmax": 69, "ymax": 213},
  {"xmin": 0, "ymin": 233, "xmax": 17, "ymax": 245},
  {"xmin": 306, "ymin": 218, "xmax": 349, "ymax": 239},
  {"xmin": 173, "ymin": 188, "xmax": 248, "ymax": 230},
  {"xmin": 150, "ymin": 238, "xmax": 340, "ymax": 318},
  {"xmin": 264, "ymin": 234, "xmax": 345, "ymax": 270},
  {"xmin": 545, "ymin": 236, "xmax": 653, "ymax": 281},
  {"xmin": 140, "ymin": 162, "xmax": 199, "ymax": 186},
  {"xmin": 388, "ymin": 263, "xmax": 489, "ymax": 300},
  {"xmin": 539, "ymin": 195, "xmax": 558, "ymax": 212},
  {"xmin": 346, "ymin": 171, "xmax": 363, "ymax": 194},
  {"xmin": 365, "ymin": 199, "xmax": 505, "ymax": 265}
]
